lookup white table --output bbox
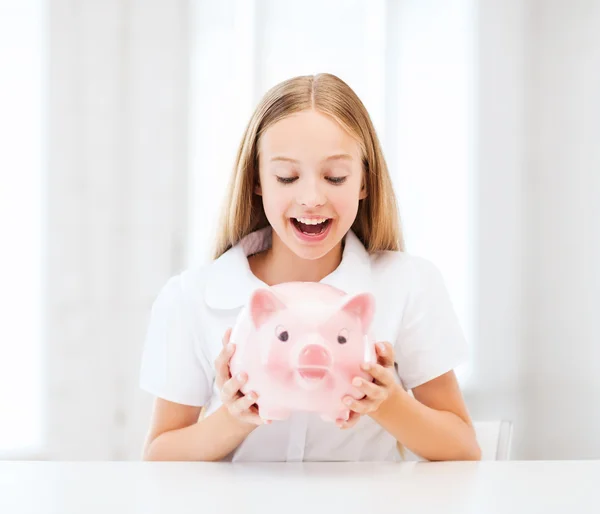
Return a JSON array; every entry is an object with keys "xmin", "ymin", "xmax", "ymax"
[{"xmin": 1, "ymin": 460, "xmax": 598, "ymax": 514}]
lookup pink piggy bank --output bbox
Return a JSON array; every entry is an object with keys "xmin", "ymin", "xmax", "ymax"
[{"xmin": 228, "ymin": 282, "xmax": 377, "ymax": 422}]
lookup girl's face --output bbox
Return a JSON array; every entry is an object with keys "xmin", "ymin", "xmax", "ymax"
[{"xmin": 257, "ymin": 109, "xmax": 366, "ymax": 261}]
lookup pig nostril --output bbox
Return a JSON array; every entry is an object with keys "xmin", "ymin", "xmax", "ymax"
[{"xmin": 299, "ymin": 345, "xmax": 331, "ymax": 366}]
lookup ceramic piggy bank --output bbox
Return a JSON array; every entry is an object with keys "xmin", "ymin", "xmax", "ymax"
[{"xmin": 228, "ymin": 282, "xmax": 377, "ymax": 422}]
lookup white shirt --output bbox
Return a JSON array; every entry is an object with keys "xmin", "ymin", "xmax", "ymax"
[{"xmin": 139, "ymin": 227, "xmax": 468, "ymax": 462}]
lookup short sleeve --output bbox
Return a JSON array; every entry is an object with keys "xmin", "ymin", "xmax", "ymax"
[
  {"xmin": 394, "ymin": 257, "xmax": 469, "ymax": 390},
  {"xmin": 139, "ymin": 274, "xmax": 214, "ymax": 406}
]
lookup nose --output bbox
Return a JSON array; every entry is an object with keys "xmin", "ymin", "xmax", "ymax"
[
  {"xmin": 297, "ymin": 177, "xmax": 326, "ymax": 208},
  {"xmin": 298, "ymin": 344, "xmax": 331, "ymax": 367}
]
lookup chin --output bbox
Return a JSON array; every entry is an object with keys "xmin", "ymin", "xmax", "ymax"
[{"xmin": 289, "ymin": 243, "xmax": 334, "ymax": 261}]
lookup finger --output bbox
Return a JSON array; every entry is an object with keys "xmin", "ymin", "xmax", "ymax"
[
  {"xmin": 214, "ymin": 345, "xmax": 229, "ymax": 370},
  {"xmin": 352, "ymin": 376, "xmax": 386, "ymax": 400},
  {"xmin": 215, "ymin": 334, "xmax": 235, "ymax": 371},
  {"xmin": 214, "ymin": 360, "xmax": 227, "ymax": 390},
  {"xmin": 337, "ymin": 411, "xmax": 361, "ymax": 429},
  {"xmin": 375, "ymin": 341, "xmax": 395, "ymax": 367},
  {"xmin": 234, "ymin": 395, "xmax": 271, "ymax": 425},
  {"xmin": 361, "ymin": 362, "xmax": 394, "ymax": 386},
  {"xmin": 248, "ymin": 404, "xmax": 261, "ymax": 416},
  {"xmin": 229, "ymin": 390, "xmax": 258, "ymax": 416},
  {"xmin": 220, "ymin": 373, "xmax": 246, "ymax": 403},
  {"xmin": 214, "ymin": 342, "xmax": 236, "ymax": 387},
  {"xmin": 343, "ymin": 396, "xmax": 376, "ymax": 415},
  {"xmin": 215, "ymin": 329, "xmax": 235, "ymax": 370}
]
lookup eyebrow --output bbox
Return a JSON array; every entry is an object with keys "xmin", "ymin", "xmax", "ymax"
[{"xmin": 269, "ymin": 153, "xmax": 353, "ymax": 164}]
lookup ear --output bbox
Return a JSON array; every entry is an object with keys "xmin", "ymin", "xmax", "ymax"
[
  {"xmin": 249, "ymin": 288, "xmax": 285, "ymax": 328},
  {"xmin": 340, "ymin": 292, "xmax": 375, "ymax": 331}
]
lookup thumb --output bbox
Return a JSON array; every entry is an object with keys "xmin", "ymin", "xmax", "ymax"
[
  {"xmin": 222, "ymin": 327, "xmax": 233, "ymax": 346},
  {"xmin": 376, "ymin": 341, "xmax": 394, "ymax": 367}
]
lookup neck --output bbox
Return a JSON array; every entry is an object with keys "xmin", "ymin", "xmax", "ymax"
[{"xmin": 250, "ymin": 231, "xmax": 343, "ymax": 286}]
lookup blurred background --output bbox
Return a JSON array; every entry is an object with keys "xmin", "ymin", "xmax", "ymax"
[{"xmin": 0, "ymin": 0, "xmax": 598, "ymax": 461}]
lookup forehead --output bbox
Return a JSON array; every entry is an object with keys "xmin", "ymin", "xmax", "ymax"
[{"xmin": 259, "ymin": 110, "xmax": 361, "ymax": 162}]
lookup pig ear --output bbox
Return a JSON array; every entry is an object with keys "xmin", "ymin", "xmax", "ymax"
[
  {"xmin": 340, "ymin": 292, "xmax": 375, "ymax": 331},
  {"xmin": 249, "ymin": 288, "xmax": 285, "ymax": 329}
]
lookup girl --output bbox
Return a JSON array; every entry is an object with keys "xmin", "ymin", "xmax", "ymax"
[{"xmin": 140, "ymin": 73, "xmax": 481, "ymax": 462}]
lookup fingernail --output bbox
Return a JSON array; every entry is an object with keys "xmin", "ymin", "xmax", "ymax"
[
  {"xmin": 344, "ymin": 397, "xmax": 353, "ymax": 406},
  {"xmin": 237, "ymin": 373, "xmax": 246, "ymax": 382},
  {"xmin": 352, "ymin": 377, "xmax": 362, "ymax": 387},
  {"xmin": 248, "ymin": 392, "xmax": 256, "ymax": 400},
  {"xmin": 377, "ymin": 342, "xmax": 386, "ymax": 352},
  {"xmin": 361, "ymin": 363, "xmax": 370, "ymax": 371},
  {"xmin": 227, "ymin": 343, "xmax": 234, "ymax": 352}
]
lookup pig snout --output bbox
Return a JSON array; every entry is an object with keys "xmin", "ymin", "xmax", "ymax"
[{"xmin": 298, "ymin": 344, "xmax": 331, "ymax": 367}]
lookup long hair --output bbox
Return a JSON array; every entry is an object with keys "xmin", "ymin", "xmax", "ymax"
[{"xmin": 212, "ymin": 73, "xmax": 404, "ymax": 259}]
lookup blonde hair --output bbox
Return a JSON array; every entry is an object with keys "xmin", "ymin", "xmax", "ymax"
[{"xmin": 212, "ymin": 73, "xmax": 404, "ymax": 259}]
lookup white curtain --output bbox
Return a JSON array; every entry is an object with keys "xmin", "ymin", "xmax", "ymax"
[{"xmin": 41, "ymin": 0, "xmax": 190, "ymax": 460}]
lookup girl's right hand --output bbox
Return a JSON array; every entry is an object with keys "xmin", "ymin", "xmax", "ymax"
[{"xmin": 214, "ymin": 328, "xmax": 270, "ymax": 426}]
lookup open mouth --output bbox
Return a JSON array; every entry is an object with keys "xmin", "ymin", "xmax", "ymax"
[
  {"xmin": 297, "ymin": 368, "xmax": 328, "ymax": 381},
  {"xmin": 291, "ymin": 217, "xmax": 332, "ymax": 237}
]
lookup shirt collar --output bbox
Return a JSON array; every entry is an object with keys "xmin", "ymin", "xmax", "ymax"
[{"xmin": 203, "ymin": 226, "xmax": 373, "ymax": 310}]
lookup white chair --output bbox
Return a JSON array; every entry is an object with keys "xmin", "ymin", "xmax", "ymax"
[{"xmin": 473, "ymin": 420, "xmax": 513, "ymax": 460}]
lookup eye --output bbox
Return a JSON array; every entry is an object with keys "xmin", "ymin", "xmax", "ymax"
[
  {"xmin": 326, "ymin": 176, "xmax": 347, "ymax": 185},
  {"xmin": 275, "ymin": 325, "xmax": 289, "ymax": 342},
  {"xmin": 276, "ymin": 176, "xmax": 298, "ymax": 184},
  {"xmin": 337, "ymin": 328, "xmax": 348, "ymax": 344}
]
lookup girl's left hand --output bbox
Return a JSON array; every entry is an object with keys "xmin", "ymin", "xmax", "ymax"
[{"xmin": 337, "ymin": 341, "xmax": 399, "ymax": 429}]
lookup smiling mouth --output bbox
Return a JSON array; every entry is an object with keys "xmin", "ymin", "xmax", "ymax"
[
  {"xmin": 296, "ymin": 368, "xmax": 329, "ymax": 381},
  {"xmin": 291, "ymin": 218, "xmax": 331, "ymax": 236}
]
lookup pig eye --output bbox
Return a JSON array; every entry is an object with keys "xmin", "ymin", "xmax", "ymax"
[
  {"xmin": 275, "ymin": 325, "xmax": 289, "ymax": 342},
  {"xmin": 337, "ymin": 328, "xmax": 348, "ymax": 345}
]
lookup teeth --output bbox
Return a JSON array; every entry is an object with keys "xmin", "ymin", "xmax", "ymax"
[{"xmin": 294, "ymin": 217, "xmax": 329, "ymax": 225}]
